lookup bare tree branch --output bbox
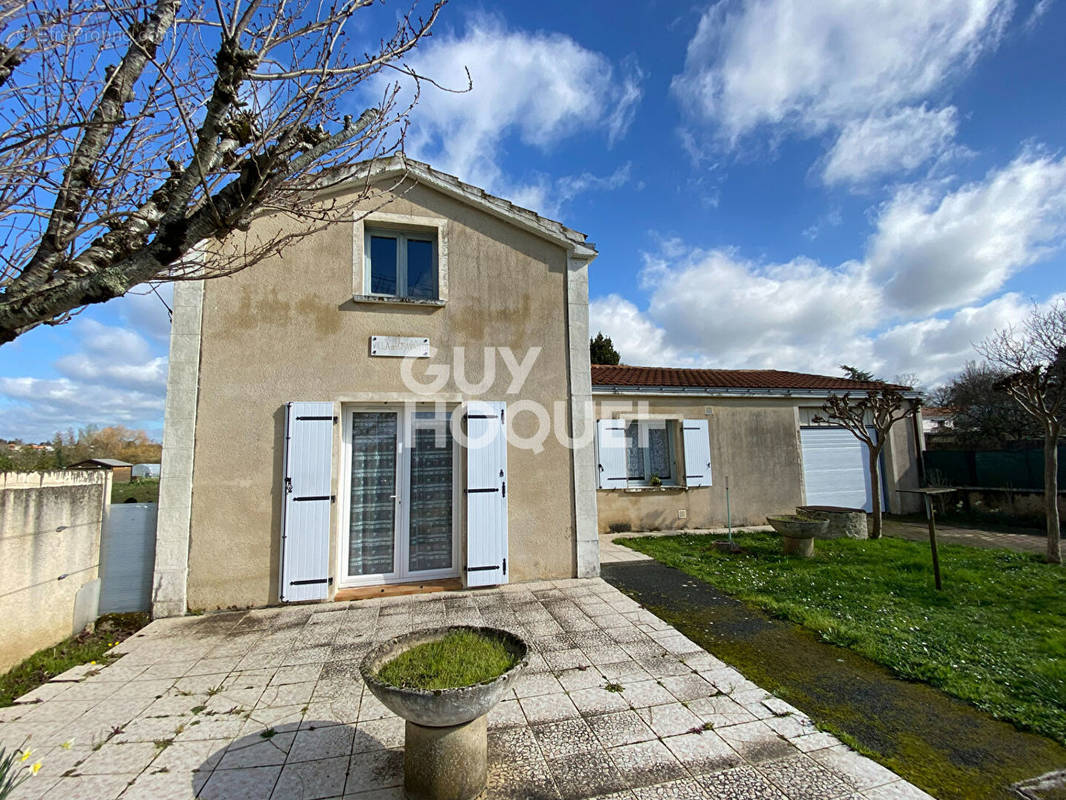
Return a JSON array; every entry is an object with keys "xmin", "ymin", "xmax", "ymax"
[{"xmin": 0, "ymin": 0, "xmax": 453, "ymax": 343}]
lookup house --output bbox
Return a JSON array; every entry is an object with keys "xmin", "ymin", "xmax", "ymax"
[
  {"xmin": 591, "ymin": 365, "xmax": 923, "ymax": 532},
  {"xmin": 70, "ymin": 458, "xmax": 133, "ymax": 483},
  {"xmin": 132, "ymin": 463, "xmax": 161, "ymax": 479},
  {"xmin": 921, "ymin": 406, "xmax": 955, "ymax": 435},
  {"xmin": 152, "ymin": 157, "xmax": 599, "ymax": 616}
]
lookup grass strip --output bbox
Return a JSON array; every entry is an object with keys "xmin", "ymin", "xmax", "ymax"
[{"xmin": 377, "ymin": 629, "xmax": 517, "ymax": 691}]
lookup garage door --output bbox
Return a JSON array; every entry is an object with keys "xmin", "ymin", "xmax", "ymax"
[{"xmin": 800, "ymin": 427, "xmax": 881, "ymax": 512}]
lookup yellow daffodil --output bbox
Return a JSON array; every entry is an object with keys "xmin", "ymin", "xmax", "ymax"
[
  {"xmin": 31, "ymin": 761, "xmax": 42, "ymax": 775},
  {"xmin": 19, "ymin": 749, "xmax": 31, "ymax": 761},
  {"xmin": 60, "ymin": 740, "xmax": 73, "ymax": 750}
]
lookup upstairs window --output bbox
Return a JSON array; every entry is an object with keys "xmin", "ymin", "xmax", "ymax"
[{"xmin": 366, "ymin": 228, "xmax": 438, "ymax": 300}]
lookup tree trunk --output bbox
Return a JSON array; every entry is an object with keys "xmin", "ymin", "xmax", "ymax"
[
  {"xmin": 1045, "ymin": 428, "xmax": 1062, "ymax": 565},
  {"xmin": 869, "ymin": 449, "xmax": 883, "ymax": 539}
]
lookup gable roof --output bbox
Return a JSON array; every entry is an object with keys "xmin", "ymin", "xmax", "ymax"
[
  {"xmin": 70, "ymin": 458, "xmax": 132, "ymax": 468},
  {"xmin": 330, "ymin": 156, "xmax": 597, "ymax": 258},
  {"xmin": 591, "ymin": 364, "xmax": 908, "ymax": 393}
]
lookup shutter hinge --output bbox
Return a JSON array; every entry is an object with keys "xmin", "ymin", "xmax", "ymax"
[{"xmin": 503, "ymin": 558, "xmax": 507, "ymax": 575}]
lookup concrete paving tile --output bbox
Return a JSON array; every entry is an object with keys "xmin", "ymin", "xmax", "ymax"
[
  {"xmin": 698, "ymin": 765, "xmax": 787, "ymax": 799},
  {"xmin": 37, "ymin": 772, "xmax": 138, "ymax": 800},
  {"xmin": 216, "ymin": 731, "xmax": 295, "ymax": 769},
  {"xmin": 118, "ymin": 769, "xmax": 210, "ymax": 799},
  {"xmin": 531, "ymin": 718, "xmax": 600, "ymax": 759},
  {"xmin": 684, "ymin": 695, "xmax": 757, "ymax": 730},
  {"xmin": 289, "ymin": 725, "xmax": 355, "ymax": 762},
  {"xmin": 173, "ymin": 713, "xmax": 246, "ymax": 742},
  {"xmin": 489, "ymin": 726, "xmax": 542, "ymax": 763},
  {"xmin": 111, "ymin": 714, "xmax": 187, "ymax": 744},
  {"xmin": 570, "ymin": 686, "xmax": 630, "ymax": 717},
  {"xmin": 609, "ymin": 739, "xmax": 687, "ymax": 788},
  {"xmin": 353, "ymin": 717, "xmax": 404, "ymax": 750},
  {"xmin": 630, "ymin": 779, "xmax": 710, "ymax": 799},
  {"xmin": 356, "ymin": 692, "xmax": 391, "ymax": 722},
  {"xmin": 635, "ymin": 703, "xmax": 703, "ymax": 739},
  {"xmin": 519, "ymin": 693, "xmax": 582, "ymax": 725},
  {"xmin": 148, "ymin": 738, "xmax": 227, "ymax": 773},
  {"xmin": 548, "ymin": 749, "xmax": 628, "ymax": 800},
  {"xmin": 621, "ymin": 681, "xmax": 676, "ymax": 710},
  {"xmin": 660, "ymin": 675, "xmax": 717, "ymax": 704},
  {"xmin": 763, "ymin": 713, "xmax": 816, "ymax": 740},
  {"xmin": 757, "ymin": 754, "xmax": 855, "ymax": 798},
  {"xmin": 557, "ymin": 667, "xmax": 606, "ymax": 693},
  {"xmin": 488, "ymin": 698, "xmax": 526, "ymax": 729},
  {"xmin": 544, "ymin": 649, "xmax": 593, "ymax": 672},
  {"xmin": 584, "ymin": 646, "xmax": 634, "ymax": 665},
  {"xmin": 635, "ymin": 656, "xmax": 692, "ymax": 679},
  {"xmin": 345, "ymin": 748, "xmax": 403, "ymax": 794},
  {"xmin": 662, "ymin": 731, "xmax": 742, "ymax": 775},
  {"xmin": 484, "ymin": 753, "xmax": 561, "ymax": 799},
  {"xmin": 587, "ymin": 710, "xmax": 656, "ymax": 748},
  {"xmin": 514, "ymin": 672, "xmax": 566, "ymax": 699},
  {"xmin": 715, "ymin": 721, "xmax": 798, "ymax": 763},
  {"xmin": 789, "ymin": 731, "xmax": 841, "ymax": 753},
  {"xmin": 809, "ymin": 745, "xmax": 901, "ymax": 790},
  {"xmin": 270, "ymin": 664, "xmax": 324, "ymax": 686},
  {"xmin": 303, "ymin": 696, "xmax": 361, "ymax": 727},
  {"xmin": 76, "ymin": 740, "xmax": 158, "ymax": 775},
  {"xmin": 198, "ymin": 764, "xmax": 282, "ymax": 799},
  {"xmin": 271, "ymin": 755, "xmax": 349, "ymax": 799},
  {"xmin": 597, "ymin": 661, "xmax": 652, "ymax": 684},
  {"xmin": 862, "ymin": 781, "xmax": 937, "ymax": 800}
]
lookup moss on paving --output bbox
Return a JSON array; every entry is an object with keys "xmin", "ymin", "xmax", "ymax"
[
  {"xmin": 0, "ymin": 613, "xmax": 148, "ymax": 706},
  {"xmin": 606, "ymin": 535, "xmax": 1066, "ymax": 800},
  {"xmin": 621, "ymin": 531, "xmax": 1066, "ymax": 745},
  {"xmin": 376, "ymin": 630, "xmax": 517, "ymax": 691}
]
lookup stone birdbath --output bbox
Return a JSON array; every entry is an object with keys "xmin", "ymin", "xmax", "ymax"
[
  {"xmin": 766, "ymin": 514, "xmax": 829, "ymax": 558},
  {"xmin": 360, "ymin": 625, "xmax": 528, "ymax": 800}
]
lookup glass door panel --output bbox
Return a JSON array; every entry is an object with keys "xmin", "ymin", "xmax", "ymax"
[
  {"xmin": 349, "ymin": 412, "xmax": 397, "ymax": 576},
  {"xmin": 407, "ymin": 413, "xmax": 453, "ymax": 573}
]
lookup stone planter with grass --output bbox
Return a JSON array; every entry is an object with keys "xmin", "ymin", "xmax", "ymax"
[
  {"xmin": 796, "ymin": 505, "xmax": 868, "ymax": 539},
  {"xmin": 360, "ymin": 626, "xmax": 528, "ymax": 800},
  {"xmin": 766, "ymin": 514, "xmax": 829, "ymax": 557}
]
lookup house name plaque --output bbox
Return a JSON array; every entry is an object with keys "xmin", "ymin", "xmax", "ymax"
[{"xmin": 370, "ymin": 335, "xmax": 430, "ymax": 358}]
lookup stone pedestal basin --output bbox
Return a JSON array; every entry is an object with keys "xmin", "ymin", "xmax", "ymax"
[
  {"xmin": 766, "ymin": 515, "xmax": 829, "ymax": 558},
  {"xmin": 797, "ymin": 505, "xmax": 868, "ymax": 539},
  {"xmin": 360, "ymin": 625, "xmax": 528, "ymax": 800}
]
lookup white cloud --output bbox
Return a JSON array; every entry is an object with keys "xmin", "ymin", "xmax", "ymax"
[
  {"xmin": 0, "ymin": 319, "xmax": 167, "ymax": 441},
  {"xmin": 397, "ymin": 14, "xmax": 643, "ymax": 207},
  {"xmin": 590, "ymin": 150, "xmax": 1066, "ymax": 388},
  {"xmin": 821, "ymin": 106, "xmax": 960, "ymax": 186},
  {"xmin": 671, "ymin": 0, "xmax": 1011, "ymax": 179},
  {"xmin": 868, "ymin": 150, "xmax": 1066, "ymax": 315}
]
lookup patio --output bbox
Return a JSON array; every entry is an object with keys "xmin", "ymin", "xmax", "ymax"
[{"xmin": 0, "ymin": 578, "xmax": 933, "ymax": 800}]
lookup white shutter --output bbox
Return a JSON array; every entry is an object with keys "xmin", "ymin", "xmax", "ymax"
[
  {"xmin": 596, "ymin": 419, "xmax": 628, "ymax": 489},
  {"xmin": 465, "ymin": 401, "xmax": 508, "ymax": 587},
  {"xmin": 280, "ymin": 402, "xmax": 335, "ymax": 602},
  {"xmin": 682, "ymin": 419, "xmax": 712, "ymax": 487}
]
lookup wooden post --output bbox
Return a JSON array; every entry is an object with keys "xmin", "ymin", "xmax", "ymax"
[{"xmin": 925, "ymin": 495, "xmax": 943, "ymax": 591}]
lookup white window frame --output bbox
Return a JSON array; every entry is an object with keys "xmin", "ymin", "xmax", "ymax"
[
  {"xmin": 336, "ymin": 404, "xmax": 461, "ymax": 588},
  {"xmin": 364, "ymin": 227, "xmax": 438, "ymax": 299},
  {"xmin": 353, "ymin": 212, "xmax": 449, "ymax": 304},
  {"xmin": 623, "ymin": 419, "xmax": 679, "ymax": 487}
]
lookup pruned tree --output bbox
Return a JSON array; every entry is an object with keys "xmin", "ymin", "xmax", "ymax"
[
  {"xmin": 976, "ymin": 301, "xmax": 1066, "ymax": 565},
  {"xmin": 590, "ymin": 331, "xmax": 621, "ymax": 365},
  {"xmin": 815, "ymin": 387, "xmax": 920, "ymax": 539},
  {"xmin": 0, "ymin": 0, "xmax": 456, "ymax": 345}
]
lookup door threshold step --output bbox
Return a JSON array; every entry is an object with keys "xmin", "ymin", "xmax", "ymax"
[{"xmin": 335, "ymin": 578, "xmax": 463, "ymax": 602}]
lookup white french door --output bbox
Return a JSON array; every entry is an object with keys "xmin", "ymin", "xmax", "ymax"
[{"xmin": 338, "ymin": 406, "xmax": 460, "ymax": 587}]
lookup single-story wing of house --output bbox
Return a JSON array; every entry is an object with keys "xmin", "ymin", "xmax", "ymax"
[
  {"xmin": 151, "ymin": 157, "xmax": 924, "ymax": 616},
  {"xmin": 70, "ymin": 458, "xmax": 133, "ymax": 483}
]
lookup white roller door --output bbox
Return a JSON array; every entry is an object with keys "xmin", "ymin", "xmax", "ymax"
[{"xmin": 800, "ymin": 427, "xmax": 882, "ymax": 512}]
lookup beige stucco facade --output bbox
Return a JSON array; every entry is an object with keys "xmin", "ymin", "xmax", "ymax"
[
  {"xmin": 594, "ymin": 393, "xmax": 922, "ymax": 534},
  {"xmin": 155, "ymin": 162, "xmax": 597, "ymax": 614}
]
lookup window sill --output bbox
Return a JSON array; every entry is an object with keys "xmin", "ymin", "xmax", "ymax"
[
  {"xmin": 352, "ymin": 294, "xmax": 446, "ymax": 308},
  {"xmin": 620, "ymin": 485, "xmax": 686, "ymax": 493}
]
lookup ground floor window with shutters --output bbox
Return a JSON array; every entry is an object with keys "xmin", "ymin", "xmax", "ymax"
[{"xmin": 596, "ymin": 417, "xmax": 712, "ymax": 490}]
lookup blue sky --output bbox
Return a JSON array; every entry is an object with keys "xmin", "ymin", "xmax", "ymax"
[{"xmin": 2, "ymin": 0, "xmax": 1065, "ymax": 441}]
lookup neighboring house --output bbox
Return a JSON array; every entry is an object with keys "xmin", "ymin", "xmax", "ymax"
[
  {"xmin": 921, "ymin": 406, "xmax": 956, "ymax": 435},
  {"xmin": 591, "ymin": 365, "xmax": 923, "ymax": 533},
  {"xmin": 70, "ymin": 458, "xmax": 133, "ymax": 483},
  {"xmin": 152, "ymin": 157, "xmax": 599, "ymax": 616},
  {"xmin": 132, "ymin": 463, "xmax": 161, "ymax": 479}
]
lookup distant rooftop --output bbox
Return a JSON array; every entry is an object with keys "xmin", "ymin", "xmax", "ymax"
[{"xmin": 70, "ymin": 458, "xmax": 132, "ymax": 468}]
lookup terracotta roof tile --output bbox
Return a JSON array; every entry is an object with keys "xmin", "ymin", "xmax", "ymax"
[{"xmin": 591, "ymin": 364, "xmax": 907, "ymax": 392}]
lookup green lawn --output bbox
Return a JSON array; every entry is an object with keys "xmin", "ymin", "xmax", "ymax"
[
  {"xmin": 110, "ymin": 477, "xmax": 159, "ymax": 504},
  {"xmin": 620, "ymin": 532, "xmax": 1066, "ymax": 744}
]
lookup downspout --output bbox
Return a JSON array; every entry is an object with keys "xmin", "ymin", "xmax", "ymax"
[{"xmin": 911, "ymin": 400, "xmax": 926, "ymax": 487}]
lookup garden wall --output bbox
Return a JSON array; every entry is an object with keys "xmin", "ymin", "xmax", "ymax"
[{"xmin": 0, "ymin": 470, "xmax": 111, "ymax": 673}]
